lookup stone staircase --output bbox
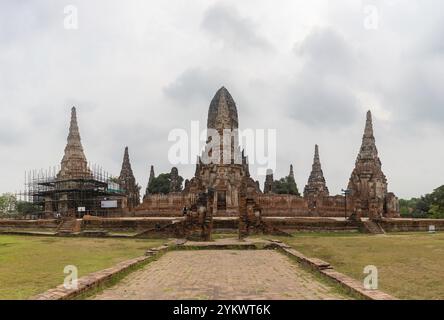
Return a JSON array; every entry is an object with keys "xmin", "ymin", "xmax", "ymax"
[
  {"xmin": 57, "ymin": 219, "xmax": 83, "ymax": 235},
  {"xmin": 362, "ymin": 220, "xmax": 385, "ymax": 234}
]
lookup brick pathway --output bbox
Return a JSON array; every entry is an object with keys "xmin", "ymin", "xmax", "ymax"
[{"xmin": 93, "ymin": 250, "xmax": 349, "ymax": 300}]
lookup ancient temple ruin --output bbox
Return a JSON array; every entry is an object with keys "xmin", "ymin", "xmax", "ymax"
[
  {"xmin": 57, "ymin": 107, "xmax": 92, "ymax": 180},
  {"xmin": 169, "ymin": 167, "xmax": 182, "ymax": 193},
  {"xmin": 303, "ymin": 145, "xmax": 330, "ymax": 210},
  {"xmin": 137, "ymin": 87, "xmax": 399, "ymax": 219},
  {"xmin": 118, "ymin": 147, "xmax": 141, "ymax": 210},
  {"xmin": 289, "ymin": 164, "xmax": 295, "ymax": 180},
  {"xmin": 178, "ymin": 87, "xmax": 259, "ymax": 215},
  {"xmin": 347, "ymin": 111, "xmax": 399, "ymax": 219},
  {"xmin": 143, "ymin": 165, "xmax": 155, "ymax": 199},
  {"xmin": 24, "ymin": 107, "xmax": 128, "ymax": 217},
  {"xmin": 263, "ymin": 169, "xmax": 274, "ymax": 194},
  {"xmin": 22, "ymin": 87, "xmax": 399, "ymax": 222}
]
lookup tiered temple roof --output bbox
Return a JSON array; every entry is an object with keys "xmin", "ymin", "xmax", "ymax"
[
  {"xmin": 144, "ymin": 165, "xmax": 155, "ymax": 198},
  {"xmin": 118, "ymin": 147, "xmax": 140, "ymax": 209},
  {"xmin": 203, "ymin": 87, "xmax": 242, "ymax": 165},
  {"xmin": 348, "ymin": 111, "xmax": 387, "ymax": 192},
  {"xmin": 347, "ymin": 111, "xmax": 392, "ymax": 219},
  {"xmin": 57, "ymin": 107, "xmax": 91, "ymax": 180},
  {"xmin": 264, "ymin": 169, "xmax": 274, "ymax": 194},
  {"xmin": 303, "ymin": 144, "xmax": 329, "ymax": 198}
]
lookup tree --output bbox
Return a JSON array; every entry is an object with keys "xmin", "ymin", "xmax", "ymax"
[
  {"xmin": 148, "ymin": 172, "xmax": 184, "ymax": 195},
  {"xmin": 108, "ymin": 176, "xmax": 120, "ymax": 184},
  {"xmin": 273, "ymin": 176, "xmax": 300, "ymax": 196},
  {"xmin": 399, "ymin": 199, "xmax": 411, "ymax": 216},
  {"xmin": 16, "ymin": 201, "xmax": 41, "ymax": 216},
  {"xmin": 427, "ymin": 185, "xmax": 444, "ymax": 218},
  {"xmin": 0, "ymin": 193, "xmax": 16, "ymax": 216},
  {"xmin": 399, "ymin": 185, "xmax": 444, "ymax": 219},
  {"xmin": 429, "ymin": 205, "xmax": 444, "ymax": 219}
]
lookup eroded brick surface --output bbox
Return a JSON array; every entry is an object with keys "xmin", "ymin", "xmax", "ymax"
[{"xmin": 93, "ymin": 250, "xmax": 349, "ymax": 300}]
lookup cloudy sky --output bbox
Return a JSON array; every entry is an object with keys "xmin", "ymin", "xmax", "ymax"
[{"xmin": 1, "ymin": 0, "xmax": 443, "ymax": 199}]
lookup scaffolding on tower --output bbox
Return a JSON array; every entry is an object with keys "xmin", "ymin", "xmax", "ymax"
[{"xmin": 18, "ymin": 163, "xmax": 126, "ymax": 219}]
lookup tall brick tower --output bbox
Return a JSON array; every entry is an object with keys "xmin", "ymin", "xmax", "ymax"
[
  {"xmin": 118, "ymin": 147, "xmax": 140, "ymax": 210},
  {"xmin": 347, "ymin": 111, "xmax": 399, "ymax": 219},
  {"xmin": 144, "ymin": 165, "xmax": 155, "ymax": 199},
  {"xmin": 188, "ymin": 87, "xmax": 258, "ymax": 215},
  {"xmin": 304, "ymin": 144, "xmax": 329, "ymax": 200}
]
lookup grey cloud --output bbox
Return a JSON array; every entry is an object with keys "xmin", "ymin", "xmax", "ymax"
[
  {"xmin": 0, "ymin": 119, "xmax": 24, "ymax": 146},
  {"xmin": 383, "ymin": 67, "xmax": 444, "ymax": 126},
  {"xmin": 1, "ymin": 1, "xmax": 444, "ymax": 199},
  {"xmin": 163, "ymin": 68, "xmax": 230, "ymax": 105},
  {"xmin": 294, "ymin": 27, "xmax": 356, "ymax": 76},
  {"xmin": 287, "ymin": 28, "xmax": 360, "ymax": 127},
  {"xmin": 0, "ymin": 1, "xmax": 58, "ymax": 44},
  {"xmin": 287, "ymin": 75, "xmax": 359, "ymax": 127},
  {"xmin": 406, "ymin": 77, "xmax": 444, "ymax": 123},
  {"xmin": 201, "ymin": 3, "xmax": 273, "ymax": 52}
]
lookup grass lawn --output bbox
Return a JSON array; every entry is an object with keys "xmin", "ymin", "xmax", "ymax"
[
  {"xmin": 0, "ymin": 235, "xmax": 163, "ymax": 300},
  {"xmin": 274, "ymin": 232, "xmax": 444, "ymax": 300}
]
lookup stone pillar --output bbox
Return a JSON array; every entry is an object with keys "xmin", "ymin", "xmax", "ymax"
[{"xmin": 238, "ymin": 189, "xmax": 248, "ymax": 240}]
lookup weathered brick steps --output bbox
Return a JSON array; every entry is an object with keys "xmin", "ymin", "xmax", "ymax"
[
  {"xmin": 31, "ymin": 244, "xmax": 171, "ymax": 300},
  {"xmin": 268, "ymin": 240, "xmax": 396, "ymax": 300}
]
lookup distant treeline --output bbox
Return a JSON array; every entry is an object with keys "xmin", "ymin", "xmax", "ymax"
[
  {"xmin": 0, "ymin": 193, "xmax": 40, "ymax": 218},
  {"xmin": 400, "ymin": 185, "xmax": 444, "ymax": 219}
]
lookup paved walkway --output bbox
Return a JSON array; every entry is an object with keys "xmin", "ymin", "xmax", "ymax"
[{"xmin": 93, "ymin": 250, "xmax": 349, "ymax": 300}]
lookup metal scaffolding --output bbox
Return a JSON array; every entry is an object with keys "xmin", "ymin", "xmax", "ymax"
[{"xmin": 18, "ymin": 163, "xmax": 126, "ymax": 218}]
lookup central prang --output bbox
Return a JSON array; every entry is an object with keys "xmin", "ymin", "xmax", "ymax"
[{"xmin": 184, "ymin": 87, "xmax": 260, "ymax": 216}]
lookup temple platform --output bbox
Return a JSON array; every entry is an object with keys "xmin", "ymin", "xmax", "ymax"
[{"xmin": 2, "ymin": 216, "xmax": 444, "ymax": 237}]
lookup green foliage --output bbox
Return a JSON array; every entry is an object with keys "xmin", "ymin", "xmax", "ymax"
[
  {"xmin": 0, "ymin": 193, "xmax": 42, "ymax": 217},
  {"xmin": 398, "ymin": 199, "xmax": 410, "ymax": 216},
  {"xmin": 275, "ymin": 232, "xmax": 444, "ymax": 299},
  {"xmin": 16, "ymin": 201, "xmax": 41, "ymax": 215},
  {"xmin": 108, "ymin": 176, "xmax": 120, "ymax": 184},
  {"xmin": 273, "ymin": 176, "xmax": 300, "ymax": 196},
  {"xmin": 148, "ymin": 173, "xmax": 184, "ymax": 195},
  {"xmin": 428, "ymin": 205, "xmax": 444, "ymax": 219},
  {"xmin": 400, "ymin": 185, "xmax": 444, "ymax": 219},
  {"xmin": 0, "ymin": 193, "xmax": 16, "ymax": 216},
  {"xmin": 0, "ymin": 235, "xmax": 163, "ymax": 299},
  {"xmin": 399, "ymin": 198, "xmax": 424, "ymax": 217},
  {"xmin": 148, "ymin": 173, "xmax": 171, "ymax": 194},
  {"xmin": 427, "ymin": 185, "xmax": 444, "ymax": 218}
]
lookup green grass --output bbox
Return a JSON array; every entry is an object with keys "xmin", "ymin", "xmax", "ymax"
[
  {"xmin": 272, "ymin": 232, "xmax": 444, "ymax": 300},
  {"xmin": 4, "ymin": 232, "xmax": 443, "ymax": 300},
  {"xmin": 0, "ymin": 235, "xmax": 163, "ymax": 300}
]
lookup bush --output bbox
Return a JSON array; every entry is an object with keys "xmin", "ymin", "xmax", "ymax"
[
  {"xmin": 273, "ymin": 176, "xmax": 300, "ymax": 196},
  {"xmin": 148, "ymin": 172, "xmax": 184, "ymax": 194},
  {"xmin": 400, "ymin": 185, "xmax": 444, "ymax": 219}
]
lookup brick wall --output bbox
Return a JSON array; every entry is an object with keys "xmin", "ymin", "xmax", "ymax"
[
  {"xmin": 0, "ymin": 219, "xmax": 59, "ymax": 230},
  {"xmin": 380, "ymin": 218, "xmax": 444, "ymax": 232},
  {"xmin": 82, "ymin": 216, "xmax": 184, "ymax": 232},
  {"xmin": 263, "ymin": 217, "xmax": 359, "ymax": 232}
]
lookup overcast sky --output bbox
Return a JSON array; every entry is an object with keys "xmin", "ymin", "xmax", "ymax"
[{"xmin": 1, "ymin": 0, "xmax": 443, "ymax": 199}]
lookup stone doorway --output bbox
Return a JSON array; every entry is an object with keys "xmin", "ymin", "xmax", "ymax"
[{"xmin": 217, "ymin": 191, "xmax": 227, "ymax": 211}]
